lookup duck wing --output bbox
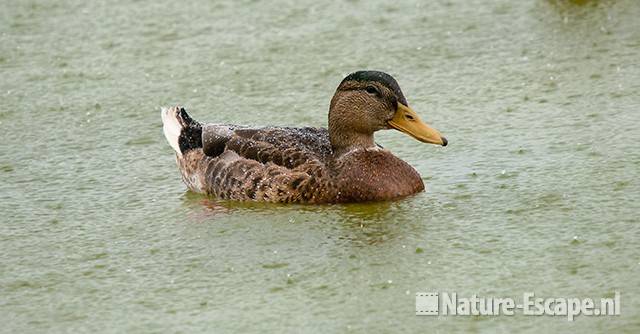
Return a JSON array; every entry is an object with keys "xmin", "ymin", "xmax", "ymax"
[
  {"xmin": 202, "ymin": 124, "xmax": 332, "ymax": 168},
  {"xmin": 163, "ymin": 106, "xmax": 335, "ymax": 203}
]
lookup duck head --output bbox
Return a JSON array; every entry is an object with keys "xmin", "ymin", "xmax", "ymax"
[{"xmin": 329, "ymin": 70, "xmax": 447, "ymax": 154}]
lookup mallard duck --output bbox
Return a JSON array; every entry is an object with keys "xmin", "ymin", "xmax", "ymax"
[{"xmin": 161, "ymin": 70, "xmax": 447, "ymax": 203}]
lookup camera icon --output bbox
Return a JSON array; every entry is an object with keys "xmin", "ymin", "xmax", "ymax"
[{"xmin": 416, "ymin": 292, "xmax": 439, "ymax": 315}]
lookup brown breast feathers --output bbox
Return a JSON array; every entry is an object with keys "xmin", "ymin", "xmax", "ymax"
[{"xmin": 332, "ymin": 148, "xmax": 424, "ymax": 202}]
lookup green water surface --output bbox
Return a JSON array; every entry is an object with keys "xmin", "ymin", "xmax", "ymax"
[{"xmin": 1, "ymin": 0, "xmax": 639, "ymax": 332}]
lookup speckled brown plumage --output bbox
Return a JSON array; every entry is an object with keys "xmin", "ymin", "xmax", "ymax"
[{"xmin": 162, "ymin": 70, "xmax": 447, "ymax": 203}]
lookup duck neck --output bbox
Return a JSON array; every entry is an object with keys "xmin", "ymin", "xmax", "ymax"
[
  {"xmin": 328, "ymin": 121, "xmax": 376, "ymax": 156},
  {"xmin": 328, "ymin": 93, "xmax": 378, "ymax": 156}
]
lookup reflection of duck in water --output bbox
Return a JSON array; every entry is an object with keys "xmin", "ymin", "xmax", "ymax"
[
  {"xmin": 162, "ymin": 71, "xmax": 447, "ymax": 203},
  {"xmin": 547, "ymin": 0, "xmax": 596, "ymax": 6}
]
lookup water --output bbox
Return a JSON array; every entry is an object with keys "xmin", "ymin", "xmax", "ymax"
[{"xmin": 1, "ymin": 0, "xmax": 639, "ymax": 332}]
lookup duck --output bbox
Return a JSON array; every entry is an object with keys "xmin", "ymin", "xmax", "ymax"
[{"xmin": 161, "ymin": 70, "xmax": 447, "ymax": 203}]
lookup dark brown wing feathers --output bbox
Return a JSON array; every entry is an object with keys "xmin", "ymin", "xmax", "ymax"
[{"xmin": 179, "ymin": 126, "xmax": 335, "ymax": 203}]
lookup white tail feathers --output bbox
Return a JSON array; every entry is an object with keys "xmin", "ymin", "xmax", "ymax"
[{"xmin": 161, "ymin": 107, "xmax": 183, "ymax": 157}]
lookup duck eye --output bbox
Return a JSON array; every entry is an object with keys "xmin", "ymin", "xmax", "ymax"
[{"xmin": 365, "ymin": 86, "xmax": 379, "ymax": 96}]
